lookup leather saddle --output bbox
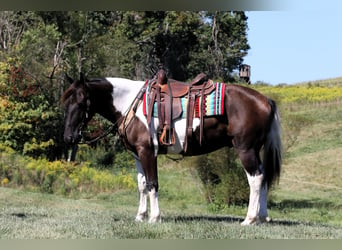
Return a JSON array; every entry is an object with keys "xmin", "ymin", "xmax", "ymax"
[
  {"xmin": 146, "ymin": 69, "xmax": 215, "ymax": 153},
  {"xmin": 158, "ymin": 72, "xmax": 213, "ymax": 97}
]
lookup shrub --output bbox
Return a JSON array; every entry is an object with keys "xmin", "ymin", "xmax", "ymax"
[
  {"xmin": 193, "ymin": 148, "xmax": 249, "ymax": 209},
  {"xmin": 0, "ymin": 144, "xmax": 136, "ymax": 196}
]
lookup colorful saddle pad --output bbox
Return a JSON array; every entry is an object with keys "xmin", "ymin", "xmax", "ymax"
[{"xmin": 143, "ymin": 82, "xmax": 225, "ymax": 119}]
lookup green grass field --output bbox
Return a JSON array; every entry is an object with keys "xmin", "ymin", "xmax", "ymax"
[{"xmin": 1, "ymin": 78, "xmax": 342, "ymax": 238}]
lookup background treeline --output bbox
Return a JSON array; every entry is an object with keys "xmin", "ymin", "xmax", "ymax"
[{"xmin": 0, "ymin": 11, "xmax": 249, "ymax": 159}]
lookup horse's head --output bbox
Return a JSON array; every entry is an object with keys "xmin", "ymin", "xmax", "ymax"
[{"xmin": 61, "ymin": 73, "xmax": 92, "ymax": 145}]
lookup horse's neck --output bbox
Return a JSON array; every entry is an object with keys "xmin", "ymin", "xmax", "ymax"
[
  {"xmin": 90, "ymin": 78, "xmax": 145, "ymax": 124},
  {"xmin": 107, "ymin": 78, "xmax": 145, "ymax": 114}
]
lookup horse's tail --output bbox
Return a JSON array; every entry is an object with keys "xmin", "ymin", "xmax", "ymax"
[{"xmin": 263, "ymin": 98, "xmax": 282, "ymax": 188}]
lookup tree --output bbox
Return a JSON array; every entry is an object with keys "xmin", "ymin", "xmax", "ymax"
[
  {"xmin": 0, "ymin": 11, "xmax": 120, "ymax": 159},
  {"xmin": 110, "ymin": 11, "xmax": 249, "ymax": 82},
  {"xmin": 203, "ymin": 11, "xmax": 250, "ymax": 81}
]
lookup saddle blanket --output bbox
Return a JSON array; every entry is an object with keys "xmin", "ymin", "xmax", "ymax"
[{"xmin": 142, "ymin": 82, "xmax": 225, "ymax": 119}]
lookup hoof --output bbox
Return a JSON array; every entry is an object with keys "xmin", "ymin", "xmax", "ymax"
[
  {"xmin": 135, "ymin": 213, "xmax": 148, "ymax": 222},
  {"xmin": 259, "ymin": 216, "xmax": 271, "ymax": 223},
  {"xmin": 241, "ymin": 216, "xmax": 271, "ymax": 225},
  {"xmin": 241, "ymin": 216, "xmax": 257, "ymax": 226},
  {"xmin": 148, "ymin": 215, "xmax": 161, "ymax": 223},
  {"xmin": 135, "ymin": 216, "xmax": 144, "ymax": 222}
]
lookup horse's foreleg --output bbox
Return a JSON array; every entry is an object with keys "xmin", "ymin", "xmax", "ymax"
[
  {"xmin": 146, "ymin": 157, "xmax": 161, "ymax": 223},
  {"xmin": 137, "ymin": 147, "xmax": 161, "ymax": 223},
  {"xmin": 148, "ymin": 185, "xmax": 160, "ymax": 223},
  {"xmin": 135, "ymin": 159, "xmax": 148, "ymax": 222}
]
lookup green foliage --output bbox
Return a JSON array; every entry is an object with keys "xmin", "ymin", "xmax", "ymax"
[
  {"xmin": 204, "ymin": 12, "xmax": 249, "ymax": 81},
  {"xmin": 111, "ymin": 11, "xmax": 249, "ymax": 81},
  {"xmin": 18, "ymin": 23, "xmax": 61, "ymax": 77},
  {"xmin": 193, "ymin": 148, "xmax": 249, "ymax": 208},
  {"xmin": 0, "ymin": 144, "xmax": 135, "ymax": 196},
  {"xmin": 0, "ymin": 63, "xmax": 63, "ymax": 158}
]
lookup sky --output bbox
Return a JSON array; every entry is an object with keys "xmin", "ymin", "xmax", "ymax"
[{"xmin": 243, "ymin": 0, "xmax": 342, "ymax": 85}]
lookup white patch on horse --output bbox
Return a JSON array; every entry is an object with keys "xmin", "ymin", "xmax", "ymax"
[
  {"xmin": 134, "ymin": 98, "xmax": 201, "ymax": 155},
  {"xmin": 166, "ymin": 118, "xmax": 200, "ymax": 154},
  {"xmin": 242, "ymin": 167, "xmax": 270, "ymax": 225},
  {"xmin": 134, "ymin": 158, "xmax": 148, "ymax": 222},
  {"xmin": 148, "ymin": 187, "xmax": 161, "ymax": 223},
  {"xmin": 105, "ymin": 78, "xmax": 145, "ymax": 114},
  {"xmin": 135, "ymin": 102, "xmax": 149, "ymax": 129}
]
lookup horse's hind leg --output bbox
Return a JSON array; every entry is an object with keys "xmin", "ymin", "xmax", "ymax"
[
  {"xmin": 237, "ymin": 149, "xmax": 269, "ymax": 225},
  {"xmin": 243, "ymin": 168, "xmax": 270, "ymax": 225}
]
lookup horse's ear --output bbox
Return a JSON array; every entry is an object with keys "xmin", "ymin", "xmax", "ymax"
[
  {"xmin": 79, "ymin": 72, "xmax": 90, "ymax": 90},
  {"xmin": 65, "ymin": 73, "xmax": 74, "ymax": 84},
  {"xmin": 80, "ymin": 72, "xmax": 89, "ymax": 84}
]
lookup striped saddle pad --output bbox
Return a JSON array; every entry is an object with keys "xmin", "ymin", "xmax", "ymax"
[{"xmin": 143, "ymin": 82, "xmax": 225, "ymax": 119}]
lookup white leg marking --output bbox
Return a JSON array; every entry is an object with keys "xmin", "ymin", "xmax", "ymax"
[
  {"xmin": 148, "ymin": 187, "xmax": 161, "ymax": 223},
  {"xmin": 135, "ymin": 159, "xmax": 148, "ymax": 222},
  {"xmin": 241, "ymin": 170, "xmax": 265, "ymax": 225}
]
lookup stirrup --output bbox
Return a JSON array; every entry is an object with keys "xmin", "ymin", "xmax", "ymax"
[{"xmin": 159, "ymin": 127, "xmax": 175, "ymax": 146}]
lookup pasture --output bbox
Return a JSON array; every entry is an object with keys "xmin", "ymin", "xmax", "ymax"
[{"xmin": 1, "ymin": 79, "xmax": 342, "ymax": 238}]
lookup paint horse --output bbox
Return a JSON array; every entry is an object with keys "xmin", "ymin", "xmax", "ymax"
[{"xmin": 62, "ymin": 73, "xmax": 282, "ymax": 225}]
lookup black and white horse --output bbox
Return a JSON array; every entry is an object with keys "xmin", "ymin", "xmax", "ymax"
[{"xmin": 62, "ymin": 73, "xmax": 282, "ymax": 225}]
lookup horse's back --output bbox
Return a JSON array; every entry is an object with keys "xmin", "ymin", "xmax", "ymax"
[{"xmin": 225, "ymin": 84, "xmax": 270, "ymax": 111}]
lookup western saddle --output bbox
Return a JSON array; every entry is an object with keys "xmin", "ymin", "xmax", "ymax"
[{"xmin": 146, "ymin": 69, "xmax": 215, "ymax": 153}]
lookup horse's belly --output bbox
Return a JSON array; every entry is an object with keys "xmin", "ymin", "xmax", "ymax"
[{"xmin": 149, "ymin": 117, "xmax": 200, "ymax": 154}]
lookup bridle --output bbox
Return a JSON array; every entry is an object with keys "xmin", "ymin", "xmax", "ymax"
[
  {"xmin": 73, "ymin": 80, "xmax": 149, "ymax": 146},
  {"xmin": 77, "ymin": 96, "xmax": 122, "ymax": 146},
  {"xmin": 75, "ymin": 97, "xmax": 112, "ymax": 145}
]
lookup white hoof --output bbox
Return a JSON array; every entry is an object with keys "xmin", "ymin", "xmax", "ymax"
[
  {"xmin": 241, "ymin": 216, "xmax": 257, "ymax": 226},
  {"xmin": 241, "ymin": 216, "xmax": 271, "ymax": 225},
  {"xmin": 135, "ymin": 213, "xmax": 148, "ymax": 222},
  {"xmin": 148, "ymin": 215, "xmax": 161, "ymax": 223}
]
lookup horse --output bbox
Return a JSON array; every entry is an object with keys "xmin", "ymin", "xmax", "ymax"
[{"xmin": 61, "ymin": 73, "xmax": 282, "ymax": 225}]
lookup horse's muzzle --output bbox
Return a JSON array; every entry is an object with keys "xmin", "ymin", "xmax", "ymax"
[{"xmin": 64, "ymin": 133, "xmax": 82, "ymax": 145}]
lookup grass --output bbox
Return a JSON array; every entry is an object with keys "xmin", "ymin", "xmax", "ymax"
[
  {"xmin": 1, "ymin": 187, "xmax": 341, "ymax": 239},
  {"xmin": 1, "ymin": 137, "xmax": 342, "ymax": 239},
  {"xmin": 271, "ymin": 101, "xmax": 342, "ymax": 227}
]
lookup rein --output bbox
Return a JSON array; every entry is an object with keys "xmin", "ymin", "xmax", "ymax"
[{"xmin": 78, "ymin": 123, "xmax": 117, "ymax": 145}]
